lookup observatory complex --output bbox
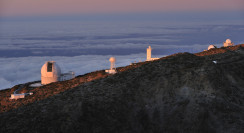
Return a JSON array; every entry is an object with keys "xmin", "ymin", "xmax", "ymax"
[
  {"xmin": 41, "ymin": 61, "xmax": 75, "ymax": 85},
  {"xmin": 147, "ymin": 46, "xmax": 159, "ymax": 61},
  {"xmin": 105, "ymin": 57, "xmax": 117, "ymax": 74},
  {"xmin": 206, "ymin": 39, "xmax": 235, "ymax": 51},
  {"xmin": 223, "ymin": 39, "xmax": 234, "ymax": 47}
]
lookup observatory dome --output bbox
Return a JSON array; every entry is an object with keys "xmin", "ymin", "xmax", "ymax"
[
  {"xmin": 109, "ymin": 57, "xmax": 116, "ymax": 62},
  {"xmin": 226, "ymin": 39, "xmax": 232, "ymax": 44},
  {"xmin": 223, "ymin": 39, "xmax": 234, "ymax": 47},
  {"xmin": 41, "ymin": 61, "xmax": 61, "ymax": 85},
  {"xmin": 208, "ymin": 45, "xmax": 216, "ymax": 50}
]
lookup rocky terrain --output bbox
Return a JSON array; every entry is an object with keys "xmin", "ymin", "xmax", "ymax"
[
  {"xmin": 0, "ymin": 44, "xmax": 244, "ymax": 133},
  {"xmin": 0, "ymin": 61, "xmax": 148, "ymax": 113}
]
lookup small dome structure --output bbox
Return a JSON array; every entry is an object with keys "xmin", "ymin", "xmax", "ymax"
[
  {"xmin": 208, "ymin": 45, "xmax": 217, "ymax": 50},
  {"xmin": 223, "ymin": 39, "xmax": 234, "ymax": 47},
  {"xmin": 226, "ymin": 39, "xmax": 232, "ymax": 44},
  {"xmin": 105, "ymin": 57, "xmax": 117, "ymax": 74},
  {"xmin": 41, "ymin": 61, "xmax": 61, "ymax": 85},
  {"xmin": 109, "ymin": 57, "xmax": 116, "ymax": 63}
]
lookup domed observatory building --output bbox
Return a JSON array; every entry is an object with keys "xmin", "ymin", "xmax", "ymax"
[
  {"xmin": 208, "ymin": 45, "xmax": 217, "ymax": 50},
  {"xmin": 41, "ymin": 61, "xmax": 75, "ymax": 85},
  {"xmin": 41, "ymin": 61, "xmax": 61, "ymax": 85},
  {"xmin": 223, "ymin": 39, "xmax": 234, "ymax": 47}
]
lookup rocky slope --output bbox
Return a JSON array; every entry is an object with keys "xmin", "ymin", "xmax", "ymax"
[
  {"xmin": 0, "ymin": 44, "xmax": 244, "ymax": 133},
  {"xmin": 0, "ymin": 61, "xmax": 148, "ymax": 113}
]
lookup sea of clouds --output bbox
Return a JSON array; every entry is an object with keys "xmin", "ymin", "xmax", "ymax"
[
  {"xmin": 1, "ymin": 21, "xmax": 244, "ymax": 57},
  {"xmin": 0, "ymin": 53, "xmax": 167, "ymax": 90},
  {"xmin": 1, "ymin": 20, "xmax": 244, "ymax": 90}
]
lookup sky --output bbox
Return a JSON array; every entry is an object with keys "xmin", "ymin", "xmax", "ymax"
[{"xmin": 0, "ymin": 0, "xmax": 244, "ymax": 17}]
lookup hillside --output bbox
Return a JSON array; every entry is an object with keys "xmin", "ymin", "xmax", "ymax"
[
  {"xmin": 0, "ymin": 44, "xmax": 244, "ymax": 133},
  {"xmin": 0, "ymin": 60, "xmax": 149, "ymax": 113}
]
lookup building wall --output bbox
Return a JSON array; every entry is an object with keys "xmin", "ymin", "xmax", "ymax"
[
  {"xmin": 147, "ymin": 48, "xmax": 151, "ymax": 60},
  {"xmin": 41, "ymin": 76, "xmax": 59, "ymax": 85},
  {"xmin": 41, "ymin": 71, "xmax": 75, "ymax": 85},
  {"xmin": 10, "ymin": 94, "xmax": 25, "ymax": 99},
  {"xmin": 60, "ymin": 72, "xmax": 75, "ymax": 81},
  {"xmin": 105, "ymin": 69, "xmax": 117, "ymax": 74},
  {"xmin": 223, "ymin": 43, "xmax": 234, "ymax": 47}
]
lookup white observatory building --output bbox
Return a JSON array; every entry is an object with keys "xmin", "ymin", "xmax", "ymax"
[
  {"xmin": 41, "ymin": 61, "xmax": 61, "ymax": 85},
  {"xmin": 147, "ymin": 46, "xmax": 159, "ymax": 61},
  {"xmin": 208, "ymin": 45, "xmax": 217, "ymax": 50},
  {"xmin": 41, "ymin": 61, "xmax": 75, "ymax": 85},
  {"xmin": 223, "ymin": 39, "xmax": 234, "ymax": 47},
  {"xmin": 105, "ymin": 57, "xmax": 117, "ymax": 74}
]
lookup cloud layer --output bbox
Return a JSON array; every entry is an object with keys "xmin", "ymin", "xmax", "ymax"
[
  {"xmin": 0, "ymin": 53, "xmax": 166, "ymax": 90},
  {"xmin": 0, "ymin": 20, "xmax": 244, "ymax": 90},
  {"xmin": 1, "ymin": 21, "xmax": 244, "ymax": 57}
]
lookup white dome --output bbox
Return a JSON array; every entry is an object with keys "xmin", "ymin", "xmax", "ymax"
[
  {"xmin": 41, "ymin": 61, "xmax": 61, "ymax": 77},
  {"xmin": 208, "ymin": 45, "xmax": 216, "ymax": 50},
  {"xmin": 41, "ymin": 61, "xmax": 61, "ymax": 85},
  {"xmin": 109, "ymin": 57, "xmax": 116, "ymax": 63},
  {"xmin": 226, "ymin": 39, "xmax": 232, "ymax": 44}
]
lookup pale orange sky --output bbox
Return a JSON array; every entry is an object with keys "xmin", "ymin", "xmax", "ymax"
[{"xmin": 0, "ymin": 0, "xmax": 243, "ymax": 17}]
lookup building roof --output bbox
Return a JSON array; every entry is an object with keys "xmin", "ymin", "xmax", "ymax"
[
  {"xmin": 226, "ymin": 39, "xmax": 232, "ymax": 44},
  {"xmin": 208, "ymin": 45, "xmax": 217, "ymax": 50},
  {"xmin": 41, "ymin": 61, "xmax": 61, "ymax": 77},
  {"xmin": 109, "ymin": 57, "xmax": 116, "ymax": 62}
]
